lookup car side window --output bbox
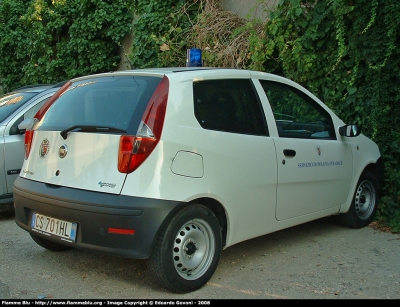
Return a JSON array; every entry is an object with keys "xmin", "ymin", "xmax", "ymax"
[
  {"xmin": 193, "ymin": 79, "xmax": 267, "ymax": 136},
  {"xmin": 259, "ymin": 80, "xmax": 335, "ymax": 139}
]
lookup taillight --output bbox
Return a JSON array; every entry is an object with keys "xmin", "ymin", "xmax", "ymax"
[
  {"xmin": 24, "ymin": 129, "xmax": 35, "ymax": 160},
  {"xmin": 118, "ymin": 136, "xmax": 136, "ymax": 173},
  {"xmin": 118, "ymin": 75, "xmax": 169, "ymax": 174}
]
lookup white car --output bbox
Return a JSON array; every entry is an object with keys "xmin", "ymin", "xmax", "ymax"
[
  {"xmin": 0, "ymin": 84, "xmax": 64, "ymax": 207},
  {"xmin": 13, "ymin": 67, "xmax": 384, "ymax": 293}
]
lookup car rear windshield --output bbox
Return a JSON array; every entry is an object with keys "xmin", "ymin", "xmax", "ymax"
[
  {"xmin": 36, "ymin": 75, "xmax": 162, "ymax": 134},
  {"xmin": 0, "ymin": 92, "xmax": 39, "ymax": 123}
]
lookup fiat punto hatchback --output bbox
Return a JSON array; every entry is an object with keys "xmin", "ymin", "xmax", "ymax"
[{"xmin": 13, "ymin": 67, "xmax": 384, "ymax": 293}]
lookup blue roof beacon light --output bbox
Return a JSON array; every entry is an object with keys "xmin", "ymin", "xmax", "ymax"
[{"xmin": 186, "ymin": 48, "xmax": 202, "ymax": 67}]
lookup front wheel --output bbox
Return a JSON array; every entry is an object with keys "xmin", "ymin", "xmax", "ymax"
[
  {"xmin": 148, "ymin": 204, "xmax": 222, "ymax": 293},
  {"xmin": 339, "ymin": 170, "xmax": 379, "ymax": 229}
]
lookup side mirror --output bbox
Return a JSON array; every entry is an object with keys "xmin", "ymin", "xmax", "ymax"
[
  {"xmin": 18, "ymin": 118, "xmax": 38, "ymax": 132},
  {"xmin": 338, "ymin": 124, "xmax": 361, "ymax": 137}
]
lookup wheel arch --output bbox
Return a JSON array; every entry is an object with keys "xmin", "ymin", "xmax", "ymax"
[
  {"xmin": 149, "ymin": 197, "xmax": 228, "ymax": 255},
  {"xmin": 339, "ymin": 156, "xmax": 384, "ymax": 214},
  {"xmin": 367, "ymin": 156, "xmax": 385, "ymax": 194},
  {"xmin": 193, "ymin": 197, "xmax": 228, "ymax": 248}
]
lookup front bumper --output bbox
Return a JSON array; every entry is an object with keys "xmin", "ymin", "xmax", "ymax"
[{"xmin": 13, "ymin": 177, "xmax": 181, "ymax": 259}]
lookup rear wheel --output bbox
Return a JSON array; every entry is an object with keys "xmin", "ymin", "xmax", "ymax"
[
  {"xmin": 30, "ymin": 233, "xmax": 73, "ymax": 252},
  {"xmin": 339, "ymin": 170, "xmax": 379, "ymax": 228},
  {"xmin": 148, "ymin": 204, "xmax": 222, "ymax": 293}
]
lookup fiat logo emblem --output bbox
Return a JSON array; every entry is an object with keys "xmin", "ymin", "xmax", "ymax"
[
  {"xmin": 39, "ymin": 139, "xmax": 50, "ymax": 158},
  {"xmin": 59, "ymin": 144, "xmax": 68, "ymax": 158}
]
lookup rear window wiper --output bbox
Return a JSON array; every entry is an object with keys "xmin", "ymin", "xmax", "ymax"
[{"xmin": 60, "ymin": 125, "xmax": 127, "ymax": 140}]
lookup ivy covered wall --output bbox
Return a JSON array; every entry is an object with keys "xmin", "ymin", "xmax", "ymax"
[{"xmin": 0, "ymin": 0, "xmax": 134, "ymax": 93}]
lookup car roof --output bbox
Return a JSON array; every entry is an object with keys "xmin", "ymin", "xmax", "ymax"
[
  {"xmin": 11, "ymin": 84, "xmax": 54, "ymax": 94},
  {"xmin": 69, "ymin": 67, "xmax": 255, "ymax": 83},
  {"xmin": 10, "ymin": 81, "xmax": 69, "ymax": 94},
  {"xmin": 69, "ymin": 67, "xmax": 291, "ymax": 85},
  {"xmin": 124, "ymin": 67, "xmax": 216, "ymax": 73},
  {"xmin": 15, "ymin": 84, "xmax": 53, "ymax": 90}
]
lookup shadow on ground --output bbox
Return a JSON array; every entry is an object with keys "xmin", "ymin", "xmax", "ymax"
[{"xmin": 0, "ymin": 203, "xmax": 14, "ymax": 220}]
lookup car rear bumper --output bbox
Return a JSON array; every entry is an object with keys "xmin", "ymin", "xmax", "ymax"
[{"xmin": 13, "ymin": 177, "xmax": 181, "ymax": 259}]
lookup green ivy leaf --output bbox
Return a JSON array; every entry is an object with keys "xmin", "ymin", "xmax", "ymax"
[{"xmin": 347, "ymin": 86, "xmax": 357, "ymax": 95}]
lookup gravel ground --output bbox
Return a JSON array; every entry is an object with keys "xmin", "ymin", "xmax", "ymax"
[{"xmin": 1, "ymin": 206, "xmax": 399, "ymax": 300}]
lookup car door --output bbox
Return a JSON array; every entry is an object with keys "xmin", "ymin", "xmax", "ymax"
[
  {"xmin": 4, "ymin": 91, "xmax": 55, "ymax": 194},
  {"xmin": 258, "ymin": 80, "xmax": 353, "ymax": 220}
]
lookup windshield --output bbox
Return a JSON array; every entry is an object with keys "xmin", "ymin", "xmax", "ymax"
[
  {"xmin": 0, "ymin": 92, "xmax": 39, "ymax": 123},
  {"xmin": 36, "ymin": 75, "xmax": 162, "ymax": 134}
]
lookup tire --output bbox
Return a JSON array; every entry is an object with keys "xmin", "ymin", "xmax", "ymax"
[
  {"xmin": 148, "ymin": 204, "xmax": 222, "ymax": 293},
  {"xmin": 339, "ymin": 170, "xmax": 379, "ymax": 229},
  {"xmin": 30, "ymin": 233, "xmax": 73, "ymax": 252}
]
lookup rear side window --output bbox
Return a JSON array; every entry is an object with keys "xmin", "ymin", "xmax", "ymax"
[
  {"xmin": 193, "ymin": 79, "xmax": 267, "ymax": 136},
  {"xmin": 37, "ymin": 76, "xmax": 162, "ymax": 134}
]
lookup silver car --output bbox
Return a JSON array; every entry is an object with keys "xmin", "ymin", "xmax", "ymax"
[{"xmin": 0, "ymin": 83, "xmax": 65, "ymax": 206}]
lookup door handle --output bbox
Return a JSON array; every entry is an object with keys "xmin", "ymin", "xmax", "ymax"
[{"xmin": 283, "ymin": 149, "xmax": 296, "ymax": 157}]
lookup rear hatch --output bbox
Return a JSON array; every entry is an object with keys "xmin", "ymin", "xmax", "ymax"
[{"xmin": 20, "ymin": 75, "xmax": 165, "ymax": 194}]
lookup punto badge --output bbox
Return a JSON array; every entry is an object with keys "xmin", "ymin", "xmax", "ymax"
[{"xmin": 39, "ymin": 139, "xmax": 50, "ymax": 158}]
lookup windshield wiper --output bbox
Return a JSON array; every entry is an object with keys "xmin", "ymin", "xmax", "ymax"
[{"xmin": 60, "ymin": 125, "xmax": 127, "ymax": 140}]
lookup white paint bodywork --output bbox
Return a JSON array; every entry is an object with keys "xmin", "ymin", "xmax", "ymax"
[{"xmin": 19, "ymin": 68, "xmax": 381, "ymax": 249}]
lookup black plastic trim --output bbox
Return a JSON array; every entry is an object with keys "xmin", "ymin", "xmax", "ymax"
[{"xmin": 7, "ymin": 169, "xmax": 21, "ymax": 175}]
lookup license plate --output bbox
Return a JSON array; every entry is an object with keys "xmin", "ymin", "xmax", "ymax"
[{"xmin": 31, "ymin": 212, "xmax": 77, "ymax": 242}]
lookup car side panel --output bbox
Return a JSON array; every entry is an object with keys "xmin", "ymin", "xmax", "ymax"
[
  {"xmin": 2, "ymin": 89, "xmax": 56, "ymax": 201},
  {"xmin": 274, "ymin": 137, "xmax": 352, "ymax": 220},
  {"xmin": 0, "ymin": 126, "xmax": 12, "ymax": 203},
  {"xmin": 4, "ymin": 133, "xmax": 24, "ymax": 194}
]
